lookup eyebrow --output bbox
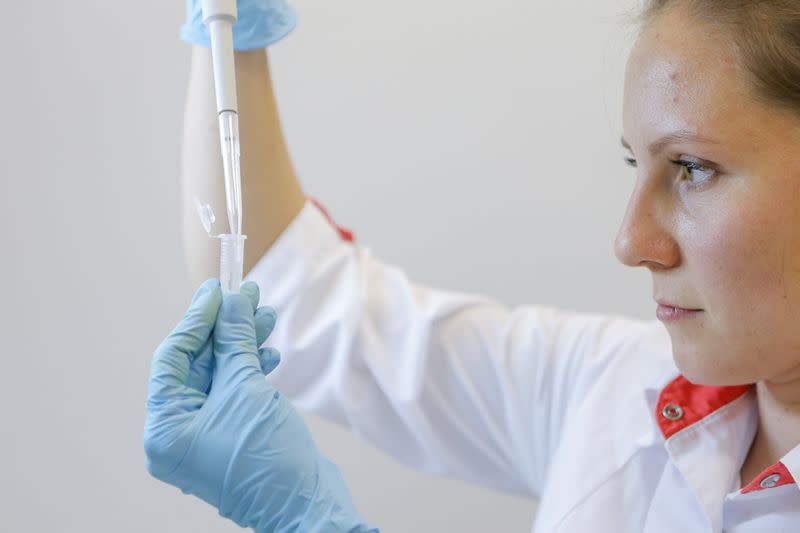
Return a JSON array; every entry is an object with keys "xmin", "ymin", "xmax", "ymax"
[{"xmin": 620, "ymin": 131, "xmax": 719, "ymax": 156}]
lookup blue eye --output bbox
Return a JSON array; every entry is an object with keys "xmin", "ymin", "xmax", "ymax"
[{"xmin": 672, "ymin": 159, "xmax": 716, "ymax": 186}]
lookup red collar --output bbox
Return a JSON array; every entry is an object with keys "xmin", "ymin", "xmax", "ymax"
[
  {"xmin": 656, "ymin": 376, "xmax": 796, "ymax": 494},
  {"xmin": 309, "ymin": 197, "xmax": 355, "ymax": 242},
  {"xmin": 656, "ymin": 376, "xmax": 750, "ymax": 440}
]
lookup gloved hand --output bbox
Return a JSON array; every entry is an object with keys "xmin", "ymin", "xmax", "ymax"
[
  {"xmin": 182, "ymin": 0, "xmax": 298, "ymax": 50},
  {"xmin": 144, "ymin": 279, "xmax": 378, "ymax": 533}
]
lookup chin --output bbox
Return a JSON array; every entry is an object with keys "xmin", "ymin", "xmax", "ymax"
[{"xmin": 670, "ymin": 344, "xmax": 748, "ymax": 387}]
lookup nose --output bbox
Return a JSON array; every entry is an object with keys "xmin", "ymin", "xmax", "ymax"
[{"xmin": 614, "ymin": 182, "xmax": 680, "ymax": 271}]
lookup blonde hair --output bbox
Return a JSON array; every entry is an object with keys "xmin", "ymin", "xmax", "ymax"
[{"xmin": 642, "ymin": 1, "xmax": 800, "ymax": 112}]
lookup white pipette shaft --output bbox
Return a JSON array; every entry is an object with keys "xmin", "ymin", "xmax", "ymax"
[{"xmin": 203, "ymin": 0, "xmax": 238, "ymax": 113}]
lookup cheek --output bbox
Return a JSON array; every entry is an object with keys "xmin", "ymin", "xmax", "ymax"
[
  {"xmin": 691, "ymin": 222, "xmax": 775, "ymax": 375},
  {"xmin": 679, "ymin": 194, "xmax": 800, "ymax": 379},
  {"xmin": 683, "ymin": 201, "xmax": 781, "ymax": 313}
]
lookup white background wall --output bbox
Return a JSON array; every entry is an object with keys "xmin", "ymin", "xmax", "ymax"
[{"xmin": 1, "ymin": 0, "xmax": 651, "ymax": 531}]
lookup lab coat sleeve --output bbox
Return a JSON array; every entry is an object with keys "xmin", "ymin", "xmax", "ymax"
[{"xmin": 245, "ymin": 198, "xmax": 660, "ymax": 498}]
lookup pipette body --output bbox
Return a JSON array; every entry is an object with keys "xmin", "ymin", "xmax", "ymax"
[{"xmin": 201, "ymin": 0, "xmax": 245, "ymax": 293}]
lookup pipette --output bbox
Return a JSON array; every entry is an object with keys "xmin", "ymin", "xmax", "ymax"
[{"xmin": 201, "ymin": 0, "xmax": 246, "ymax": 293}]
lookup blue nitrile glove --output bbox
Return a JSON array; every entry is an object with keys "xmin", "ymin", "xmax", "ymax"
[
  {"xmin": 144, "ymin": 279, "xmax": 378, "ymax": 533},
  {"xmin": 182, "ymin": 0, "xmax": 298, "ymax": 50}
]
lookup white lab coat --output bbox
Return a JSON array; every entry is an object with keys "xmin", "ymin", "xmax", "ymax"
[{"xmin": 245, "ymin": 199, "xmax": 800, "ymax": 532}]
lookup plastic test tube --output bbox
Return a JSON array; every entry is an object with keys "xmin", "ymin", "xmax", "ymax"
[{"xmin": 219, "ymin": 233, "xmax": 246, "ymax": 294}]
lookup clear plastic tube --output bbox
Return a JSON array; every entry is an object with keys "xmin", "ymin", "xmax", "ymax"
[
  {"xmin": 219, "ymin": 110, "xmax": 242, "ymax": 236},
  {"xmin": 219, "ymin": 233, "xmax": 246, "ymax": 293}
]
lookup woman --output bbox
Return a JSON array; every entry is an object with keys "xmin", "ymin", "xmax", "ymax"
[{"xmin": 145, "ymin": 1, "xmax": 800, "ymax": 531}]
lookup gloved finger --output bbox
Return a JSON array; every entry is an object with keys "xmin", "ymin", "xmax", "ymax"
[
  {"xmin": 239, "ymin": 281, "xmax": 260, "ymax": 313},
  {"xmin": 181, "ymin": 280, "xmax": 222, "ymax": 393},
  {"xmin": 257, "ymin": 347, "xmax": 281, "ymax": 375},
  {"xmin": 212, "ymin": 292, "xmax": 263, "ymax": 388},
  {"xmin": 167, "ymin": 279, "xmax": 222, "ymax": 358},
  {"xmin": 254, "ymin": 305, "xmax": 278, "ymax": 347},
  {"xmin": 185, "ymin": 340, "xmax": 215, "ymax": 393},
  {"xmin": 191, "ymin": 278, "xmax": 220, "ymax": 305},
  {"xmin": 148, "ymin": 280, "xmax": 221, "ymax": 404}
]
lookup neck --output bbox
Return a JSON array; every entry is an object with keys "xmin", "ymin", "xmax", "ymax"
[{"xmin": 741, "ymin": 375, "xmax": 800, "ymax": 486}]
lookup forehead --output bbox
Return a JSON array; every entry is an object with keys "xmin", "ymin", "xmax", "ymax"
[{"xmin": 623, "ymin": 7, "xmax": 754, "ymax": 144}]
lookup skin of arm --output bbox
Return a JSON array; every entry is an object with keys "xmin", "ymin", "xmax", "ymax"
[{"xmin": 181, "ymin": 47, "xmax": 307, "ymax": 285}]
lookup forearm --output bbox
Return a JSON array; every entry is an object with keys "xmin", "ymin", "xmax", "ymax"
[{"xmin": 181, "ymin": 47, "xmax": 306, "ymax": 285}]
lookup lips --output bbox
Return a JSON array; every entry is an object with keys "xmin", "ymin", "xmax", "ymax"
[
  {"xmin": 655, "ymin": 299, "xmax": 700, "ymax": 310},
  {"xmin": 656, "ymin": 302, "xmax": 703, "ymax": 322}
]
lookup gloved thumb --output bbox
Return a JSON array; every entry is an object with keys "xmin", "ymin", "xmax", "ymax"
[
  {"xmin": 212, "ymin": 292, "xmax": 263, "ymax": 388},
  {"xmin": 150, "ymin": 278, "xmax": 221, "ymax": 401}
]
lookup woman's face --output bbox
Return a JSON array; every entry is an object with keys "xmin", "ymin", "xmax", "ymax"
[{"xmin": 617, "ymin": 5, "xmax": 800, "ymax": 386}]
